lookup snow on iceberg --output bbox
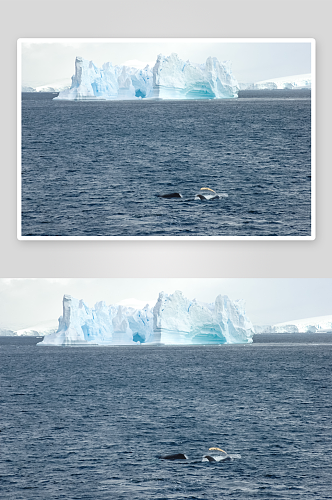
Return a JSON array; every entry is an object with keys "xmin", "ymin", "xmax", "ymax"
[
  {"xmin": 151, "ymin": 53, "xmax": 239, "ymax": 99},
  {"xmin": 40, "ymin": 291, "xmax": 254, "ymax": 346},
  {"xmin": 254, "ymin": 314, "xmax": 332, "ymax": 334},
  {"xmin": 153, "ymin": 290, "xmax": 254, "ymax": 344},
  {"xmin": 54, "ymin": 53, "xmax": 239, "ymax": 101},
  {"xmin": 41, "ymin": 294, "xmax": 154, "ymax": 346}
]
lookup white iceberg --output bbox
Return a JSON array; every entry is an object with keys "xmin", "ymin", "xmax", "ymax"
[
  {"xmin": 151, "ymin": 53, "xmax": 239, "ymax": 99},
  {"xmin": 54, "ymin": 56, "xmax": 153, "ymax": 100},
  {"xmin": 41, "ymin": 294, "xmax": 154, "ymax": 346},
  {"xmin": 153, "ymin": 290, "xmax": 254, "ymax": 344},
  {"xmin": 54, "ymin": 53, "xmax": 239, "ymax": 101},
  {"xmin": 39, "ymin": 290, "xmax": 254, "ymax": 346}
]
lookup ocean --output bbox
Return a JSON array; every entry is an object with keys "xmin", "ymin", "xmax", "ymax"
[
  {"xmin": 1, "ymin": 334, "xmax": 331, "ymax": 499},
  {"xmin": 21, "ymin": 91, "xmax": 312, "ymax": 237}
]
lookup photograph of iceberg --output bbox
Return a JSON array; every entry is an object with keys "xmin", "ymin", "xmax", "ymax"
[
  {"xmin": 2, "ymin": 278, "xmax": 331, "ymax": 343},
  {"xmin": 1, "ymin": 278, "xmax": 332, "ymax": 499},
  {"xmin": 18, "ymin": 39, "xmax": 314, "ymax": 239}
]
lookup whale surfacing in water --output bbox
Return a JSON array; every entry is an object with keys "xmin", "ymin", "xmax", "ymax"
[
  {"xmin": 157, "ymin": 188, "xmax": 221, "ymax": 200},
  {"xmin": 157, "ymin": 193, "xmax": 182, "ymax": 199},
  {"xmin": 160, "ymin": 453, "xmax": 188, "ymax": 460},
  {"xmin": 195, "ymin": 187, "xmax": 219, "ymax": 200},
  {"xmin": 159, "ymin": 446, "xmax": 237, "ymax": 463},
  {"xmin": 203, "ymin": 447, "xmax": 230, "ymax": 462},
  {"xmin": 203, "ymin": 454, "xmax": 231, "ymax": 462}
]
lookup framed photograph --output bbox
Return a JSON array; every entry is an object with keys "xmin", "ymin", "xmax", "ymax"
[
  {"xmin": 18, "ymin": 38, "xmax": 315, "ymax": 240},
  {"xmin": 1, "ymin": 277, "xmax": 332, "ymax": 499}
]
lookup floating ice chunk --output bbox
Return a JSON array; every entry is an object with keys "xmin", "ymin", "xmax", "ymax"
[
  {"xmin": 55, "ymin": 53, "xmax": 239, "ymax": 101},
  {"xmin": 153, "ymin": 290, "xmax": 254, "ymax": 344},
  {"xmin": 40, "ymin": 290, "xmax": 254, "ymax": 346}
]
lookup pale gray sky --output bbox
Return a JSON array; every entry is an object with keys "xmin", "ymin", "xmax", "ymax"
[
  {"xmin": 0, "ymin": 278, "xmax": 330, "ymax": 330},
  {"xmin": 20, "ymin": 39, "xmax": 312, "ymax": 87}
]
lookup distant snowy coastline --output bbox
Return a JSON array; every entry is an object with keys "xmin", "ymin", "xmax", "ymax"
[
  {"xmin": 255, "ymin": 315, "xmax": 332, "ymax": 334},
  {"xmin": 0, "ymin": 319, "xmax": 58, "ymax": 337},
  {"xmin": 239, "ymin": 73, "xmax": 311, "ymax": 90}
]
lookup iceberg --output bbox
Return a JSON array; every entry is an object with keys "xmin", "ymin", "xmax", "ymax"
[
  {"xmin": 41, "ymin": 294, "xmax": 155, "ymax": 346},
  {"xmin": 54, "ymin": 56, "xmax": 153, "ymax": 100},
  {"xmin": 54, "ymin": 53, "xmax": 239, "ymax": 101},
  {"xmin": 254, "ymin": 314, "xmax": 332, "ymax": 334},
  {"xmin": 40, "ymin": 290, "xmax": 254, "ymax": 346},
  {"xmin": 151, "ymin": 53, "xmax": 239, "ymax": 99},
  {"xmin": 153, "ymin": 290, "xmax": 254, "ymax": 344}
]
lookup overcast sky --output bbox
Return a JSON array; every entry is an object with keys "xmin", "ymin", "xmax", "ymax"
[
  {"xmin": 20, "ymin": 39, "xmax": 312, "ymax": 87},
  {"xmin": 0, "ymin": 278, "xmax": 330, "ymax": 330}
]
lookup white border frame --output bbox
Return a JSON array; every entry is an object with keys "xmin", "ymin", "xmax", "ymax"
[{"xmin": 17, "ymin": 38, "xmax": 316, "ymax": 241}]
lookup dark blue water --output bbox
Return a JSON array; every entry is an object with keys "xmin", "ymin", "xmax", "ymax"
[
  {"xmin": 1, "ymin": 338, "xmax": 331, "ymax": 499},
  {"xmin": 21, "ymin": 91, "xmax": 311, "ymax": 237},
  {"xmin": 253, "ymin": 333, "xmax": 332, "ymax": 343}
]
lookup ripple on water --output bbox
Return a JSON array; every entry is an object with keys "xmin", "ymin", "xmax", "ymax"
[{"xmin": 21, "ymin": 98, "xmax": 311, "ymax": 236}]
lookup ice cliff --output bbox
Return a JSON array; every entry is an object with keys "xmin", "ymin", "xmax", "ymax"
[
  {"xmin": 41, "ymin": 295, "xmax": 155, "ymax": 346},
  {"xmin": 54, "ymin": 53, "xmax": 239, "ymax": 101},
  {"xmin": 153, "ymin": 291, "xmax": 254, "ymax": 344},
  {"xmin": 40, "ymin": 291, "xmax": 254, "ymax": 346},
  {"xmin": 254, "ymin": 314, "xmax": 332, "ymax": 334},
  {"xmin": 151, "ymin": 53, "xmax": 239, "ymax": 99}
]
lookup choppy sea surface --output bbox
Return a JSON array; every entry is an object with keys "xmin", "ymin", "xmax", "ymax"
[
  {"xmin": 1, "ymin": 335, "xmax": 331, "ymax": 499},
  {"xmin": 21, "ymin": 91, "xmax": 311, "ymax": 237}
]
